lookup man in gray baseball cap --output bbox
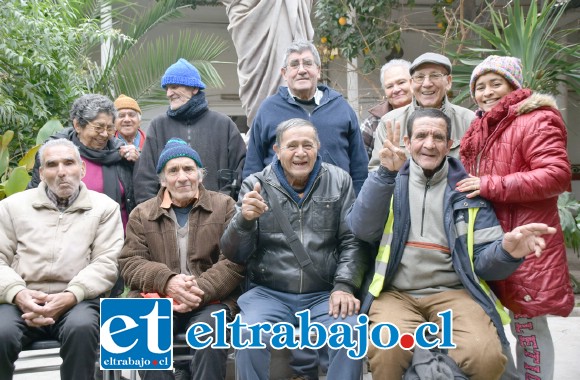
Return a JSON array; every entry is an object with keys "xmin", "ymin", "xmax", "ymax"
[{"xmin": 369, "ymin": 52, "xmax": 475, "ymax": 170}]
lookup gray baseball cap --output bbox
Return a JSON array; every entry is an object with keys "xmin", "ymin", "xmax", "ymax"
[{"xmin": 409, "ymin": 53, "xmax": 452, "ymax": 75}]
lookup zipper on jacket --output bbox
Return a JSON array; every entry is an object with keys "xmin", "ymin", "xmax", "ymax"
[
  {"xmin": 299, "ymin": 209, "xmax": 304, "ymax": 293},
  {"xmin": 420, "ymin": 179, "xmax": 431, "ymax": 236}
]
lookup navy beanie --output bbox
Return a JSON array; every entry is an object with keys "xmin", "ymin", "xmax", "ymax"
[
  {"xmin": 161, "ymin": 58, "xmax": 206, "ymax": 89},
  {"xmin": 156, "ymin": 138, "xmax": 203, "ymax": 173}
]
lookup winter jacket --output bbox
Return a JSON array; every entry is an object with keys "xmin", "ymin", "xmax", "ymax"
[
  {"xmin": 134, "ymin": 110, "xmax": 246, "ymax": 203},
  {"xmin": 0, "ymin": 182, "xmax": 123, "ymax": 304},
  {"xmin": 119, "ymin": 186, "xmax": 245, "ymax": 312},
  {"xmin": 28, "ymin": 127, "xmax": 136, "ymax": 217},
  {"xmin": 461, "ymin": 91, "xmax": 573, "ymax": 317},
  {"xmin": 346, "ymin": 158, "xmax": 523, "ymax": 345},
  {"xmin": 115, "ymin": 128, "xmax": 147, "ymax": 151},
  {"xmin": 243, "ymin": 85, "xmax": 369, "ymax": 194},
  {"xmin": 221, "ymin": 162, "xmax": 369, "ymax": 295},
  {"xmin": 368, "ymin": 97, "xmax": 475, "ymax": 170}
]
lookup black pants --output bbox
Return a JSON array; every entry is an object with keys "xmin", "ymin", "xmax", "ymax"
[
  {"xmin": 139, "ymin": 303, "xmax": 231, "ymax": 380},
  {"xmin": 0, "ymin": 298, "xmax": 100, "ymax": 380}
]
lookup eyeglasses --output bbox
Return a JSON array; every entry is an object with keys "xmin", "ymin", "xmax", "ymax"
[
  {"xmin": 86, "ymin": 121, "xmax": 116, "ymax": 135},
  {"xmin": 411, "ymin": 73, "xmax": 447, "ymax": 84},
  {"xmin": 286, "ymin": 59, "xmax": 316, "ymax": 71}
]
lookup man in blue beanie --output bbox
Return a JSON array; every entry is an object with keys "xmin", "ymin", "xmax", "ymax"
[
  {"xmin": 134, "ymin": 58, "xmax": 246, "ymax": 203},
  {"xmin": 121, "ymin": 138, "xmax": 245, "ymax": 380}
]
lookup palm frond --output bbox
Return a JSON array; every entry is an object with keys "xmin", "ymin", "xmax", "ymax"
[{"xmin": 112, "ymin": 31, "xmax": 229, "ymax": 109}]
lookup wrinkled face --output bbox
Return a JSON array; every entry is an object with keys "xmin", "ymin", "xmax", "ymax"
[
  {"xmin": 474, "ymin": 72, "xmax": 515, "ymax": 113},
  {"xmin": 274, "ymin": 126, "xmax": 319, "ymax": 188},
  {"xmin": 404, "ymin": 116, "xmax": 453, "ymax": 177},
  {"xmin": 161, "ymin": 157, "xmax": 200, "ymax": 207},
  {"xmin": 75, "ymin": 112, "xmax": 115, "ymax": 150},
  {"xmin": 40, "ymin": 145, "xmax": 86, "ymax": 199},
  {"xmin": 383, "ymin": 66, "xmax": 412, "ymax": 109},
  {"xmin": 281, "ymin": 50, "xmax": 321, "ymax": 100},
  {"xmin": 166, "ymin": 84, "xmax": 198, "ymax": 110},
  {"xmin": 410, "ymin": 63, "xmax": 452, "ymax": 108},
  {"xmin": 115, "ymin": 108, "xmax": 141, "ymax": 140}
]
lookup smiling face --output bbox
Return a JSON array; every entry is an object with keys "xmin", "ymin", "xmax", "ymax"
[
  {"xmin": 404, "ymin": 116, "xmax": 453, "ymax": 177},
  {"xmin": 40, "ymin": 145, "xmax": 86, "ymax": 199},
  {"xmin": 166, "ymin": 84, "xmax": 198, "ymax": 110},
  {"xmin": 383, "ymin": 66, "xmax": 412, "ymax": 109},
  {"xmin": 160, "ymin": 157, "xmax": 201, "ymax": 207},
  {"xmin": 281, "ymin": 50, "xmax": 321, "ymax": 100},
  {"xmin": 474, "ymin": 72, "xmax": 515, "ymax": 112},
  {"xmin": 115, "ymin": 108, "xmax": 141, "ymax": 141},
  {"xmin": 75, "ymin": 112, "xmax": 115, "ymax": 150},
  {"xmin": 274, "ymin": 125, "xmax": 319, "ymax": 189},
  {"xmin": 411, "ymin": 63, "xmax": 452, "ymax": 108}
]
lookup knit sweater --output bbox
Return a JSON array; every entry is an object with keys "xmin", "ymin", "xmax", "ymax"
[{"xmin": 243, "ymin": 85, "xmax": 368, "ymax": 194}]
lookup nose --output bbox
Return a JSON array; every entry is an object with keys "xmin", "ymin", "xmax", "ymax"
[
  {"xmin": 483, "ymin": 85, "xmax": 494, "ymax": 97},
  {"xmin": 166, "ymin": 88, "xmax": 173, "ymax": 97},
  {"xmin": 57, "ymin": 163, "xmax": 67, "ymax": 176},
  {"xmin": 423, "ymin": 136, "xmax": 436, "ymax": 149}
]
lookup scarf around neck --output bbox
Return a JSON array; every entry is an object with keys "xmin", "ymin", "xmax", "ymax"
[
  {"xmin": 273, "ymin": 156, "xmax": 322, "ymax": 206},
  {"xmin": 460, "ymin": 88, "xmax": 532, "ymax": 175},
  {"xmin": 166, "ymin": 91, "xmax": 209, "ymax": 122}
]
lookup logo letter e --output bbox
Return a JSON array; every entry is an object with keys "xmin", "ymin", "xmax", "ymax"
[{"xmin": 101, "ymin": 315, "xmax": 139, "ymax": 354}]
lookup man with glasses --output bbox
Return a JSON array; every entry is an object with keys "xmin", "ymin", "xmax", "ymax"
[
  {"xmin": 368, "ymin": 53, "xmax": 475, "ymax": 170},
  {"xmin": 120, "ymin": 138, "xmax": 245, "ymax": 380},
  {"xmin": 243, "ymin": 40, "xmax": 368, "ymax": 195}
]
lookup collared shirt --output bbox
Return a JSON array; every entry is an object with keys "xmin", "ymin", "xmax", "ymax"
[
  {"xmin": 45, "ymin": 185, "xmax": 80, "ymax": 211},
  {"xmin": 287, "ymin": 88, "xmax": 323, "ymax": 105}
]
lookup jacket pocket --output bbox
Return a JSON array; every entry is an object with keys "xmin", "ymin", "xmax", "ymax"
[{"xmin": 312, "ymin": 195, "xmax": 340, "ymax": 231}]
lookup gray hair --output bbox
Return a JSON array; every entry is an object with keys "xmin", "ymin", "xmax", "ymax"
[
  {"xmin": 407, "ymin": 109, "xmax": 452, "ymax": 140},
  {"xmin": 281, "ymin": 40, "xmax": 321, "ymax": 69},
  {"xmin": 380, "ymin": 59, "xmax": 411, "ymax": 89},
  {"xmin": 70, "ymin": 94, "xmax": 117, "ymax": 127},
  {"xmin": 39, "ymin": 139, "xmax": 83, "ymax": 167},
  {"xmin": 275, "ymin": 118, "xmax": 320, "ymax": 147}
]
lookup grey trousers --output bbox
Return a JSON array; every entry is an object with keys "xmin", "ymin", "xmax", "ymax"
[
  {"xmin": 510, "ymin": 313, "xmax": 554, "ymax": 380},
  {"xmin": 0, "ymin": 298, "xmax": 100, "ymax": 380}
]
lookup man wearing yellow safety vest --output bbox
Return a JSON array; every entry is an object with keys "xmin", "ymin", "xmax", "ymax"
[{"xmin": 346, "ymin": 108, "xmax": 556, "ymax": 380}]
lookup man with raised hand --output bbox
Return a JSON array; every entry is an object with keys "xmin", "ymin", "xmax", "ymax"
[
  {"xmin": 221, "ymin": 118, "xmax": 368, "ymax": 380},
  {"xmin": 347, "ymin": 108, "xmax": 555, "ymax": 379}
]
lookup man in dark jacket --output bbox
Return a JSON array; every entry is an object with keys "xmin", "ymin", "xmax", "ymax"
[
  {"xmin": 120, "ymin": 138, "xmax": 245, "ymax": 380},
  {"xmin": 134, "ymin": 58, "xmax": 246, "ymax": 203},
  {"xmin": 242, "ymin": 40, "xmax": 368, "ymax": 194},
  {"xmin": 221, "ymin": 119, "xmax": 368, "ymax": 380},
  {"xmin": 346, "ymin": 108, "xmax": 556, "ymax": 380}
]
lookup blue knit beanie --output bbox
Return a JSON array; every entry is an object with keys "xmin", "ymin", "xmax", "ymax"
[
  {"xmin": 161, "ymin": 58, "xmax": 206, "ymax": 89},
  {"xmin": 156, "ymin": 138, "xmax": 203, "ymax": 173}
]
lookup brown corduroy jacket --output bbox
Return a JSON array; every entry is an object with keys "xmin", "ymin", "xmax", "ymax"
[{"xmin": 119, "ymin": 185, "xmax": 245, "ymax": 313}]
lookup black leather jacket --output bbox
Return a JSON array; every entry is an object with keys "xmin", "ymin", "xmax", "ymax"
[{"xmin": 220, "ymin": 163, "xmax": 368, "ymax": 294}]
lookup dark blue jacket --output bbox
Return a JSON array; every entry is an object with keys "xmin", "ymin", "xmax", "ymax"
[
  {"xmin": 243, "ymin": 85, "xmax": 368, "ymax": 194},
  {"xmin": 346, "ymin": 158, "xmax": 523, "ymax": 345}
]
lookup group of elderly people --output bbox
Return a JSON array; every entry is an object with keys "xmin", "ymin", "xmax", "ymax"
[{"xmin": 0, "ymin": 43, "xmax": 573, "ymax": 380}]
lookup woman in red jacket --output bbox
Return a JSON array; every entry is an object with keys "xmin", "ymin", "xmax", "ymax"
[{"xmin": 457, "ymin": 55, "xmax": 574, "ymax": 380}]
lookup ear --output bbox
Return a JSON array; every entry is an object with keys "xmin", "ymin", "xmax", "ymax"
[
  {"xmin": 72, "ymin": 119, "xmax": 81, "ymax": 133},
  {"xmin": 80, "ymin": 160, "xmax": 86, "ymax": 179},
  {"xmin": 445, "ymin": 74, "xmax": 453, "ymax": 92},
  {"xmin": 273, "ymin": 144, "xmax": 281, "ymax": 160},
  {"xmin": 446, "ymin": 139, "xmax": 454, "ymax": 152},
  {"xmin": 39, "ymin": 166, "xmax": 45, "ymax": 182},
  {"xmin": 316, "ymin": 65, "xmax": 322, "ymax": 80},
  {"xmin": 280, "ymin": 67, "xmax": 287, "ymax": 80},
  {"xmin": 403, "ymin": 136, "xmax": 411, "ymax": 151}
]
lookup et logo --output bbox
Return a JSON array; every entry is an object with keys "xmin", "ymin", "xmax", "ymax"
[{"xmin": 100, "ymin": 298, "xmax": 173, "ymax": 370}]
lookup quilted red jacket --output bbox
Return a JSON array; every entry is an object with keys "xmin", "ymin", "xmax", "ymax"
[{"xmin": 461, "ymin": 91, "xmax": 574, "ymax": 317}]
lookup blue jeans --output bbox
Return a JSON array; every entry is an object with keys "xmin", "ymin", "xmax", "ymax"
[{"xmin": 235, "ymin": 286, "xmax": 362, "ymax": 380}]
